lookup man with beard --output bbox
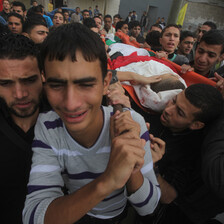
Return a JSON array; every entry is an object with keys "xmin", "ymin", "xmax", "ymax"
[{"xmin": 0, "ymin": 33, "xmax": 49, "ymax": 224}]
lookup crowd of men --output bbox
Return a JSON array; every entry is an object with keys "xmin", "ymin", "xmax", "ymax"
[{"xmin": 0, "ymin": 1, "xmax": 224, "ymax": 224}]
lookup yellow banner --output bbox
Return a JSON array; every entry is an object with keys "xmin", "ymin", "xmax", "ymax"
[{"xmin": 176, "ymin": 3, "xmax": 188, "ymax": 26}]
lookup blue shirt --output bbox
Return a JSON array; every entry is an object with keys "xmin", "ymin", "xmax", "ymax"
[{"xmin": 43, "ymin": 14, "xmax": 53, "ymax": 28}]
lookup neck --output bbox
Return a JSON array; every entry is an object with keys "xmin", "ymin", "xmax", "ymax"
[
  {"xmin": 194, "ymin": 67, "xmax": 210, "ymax": 77},
  {"xmin": 11, "ymin": 108, "xmax": 39, "ymax": 133},
  {"xmin": 4, "ymin": 8, "xmax": 10, "ymax": 13}
]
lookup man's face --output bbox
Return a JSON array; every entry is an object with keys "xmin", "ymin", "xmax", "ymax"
[
  {"xmin": 94, "ymin": 17, "xmax": 102, "ymax": 29},
  {"xmin": 160, "ymin": 26, "xmax": 180, "ymax": 53},
  {"xmin": 53, "ymin": 13, "xmax": 64, "ymax": 27},
  {"xmin": 104, "ymin": 17, "xmax": 112, "ymax": 30},
  {"xmin": 131, "ymin": 26, "xmax": 141, "ymax": 38},
  {"xmin": 3, "ymin": 0, "xmax": 10, "ymax": 11},
  {"xmin": 64, "ymin": 12, "xmax": 69, "ymax": 20},
  {"xmin": 120, "ymin": 24, "xmax": 129, "ymax": 35},
  {"xmin": 160, "ymin": 91, "xmax": 202, "ymax": 132},
  {"xmin": 197, "ymin": 25, "xmax": 211, "ymax": 42},
  {"xmin": 178, "ymin": 36, "xmax": 194, "ymax": 55},
  {"xmin": 8, "ymin": 16, "xmax": 23, "ymax": 34},
  {"xmin": 194, "ymin": 41, "xmax": 223, "ymax": 76},
  {"xmin": 76, "ymin": 7, "xmax": 80, "ymax": 13},
  {"xmin": 44, "ymin": 51, "xmax": 111, "ymax": 139},
  {"xmin": 113, "ymin": 17, "xmax": 120, "ymax": 25},
  {"xmin": 83, "ymin": 11, "xmax": 90, "ymax": 20},
  {"xmin": 32, "ymin": 1, "xmax": 38, "ymax": 7},
  {"xmin": 0, "ymin": 57, "xmax": 42, "ymax": 119},
  {"xmin": 12, "ymin": 6, "xmax": 24, "ymax": 17},
  {"xmin": 28, "ymin": 25, "xmax": 49, "ymax": 44}
]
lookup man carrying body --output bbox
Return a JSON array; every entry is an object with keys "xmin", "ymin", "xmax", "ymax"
[
  {"xmin": 23, "ymin": 23, "xmax": 160, "ymax": 224},
  {"xmin": 181, "ymin": 29, "xmax": 224, "ymax": 78}
]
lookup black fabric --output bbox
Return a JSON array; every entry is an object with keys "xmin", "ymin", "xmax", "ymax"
[{"xmin": 0, "ymin": 97, "xmax": 51, "ymax": 224}]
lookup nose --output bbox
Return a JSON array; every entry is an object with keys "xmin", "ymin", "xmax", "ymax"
[
  {"xmin": 198, "ymin": 53, "xmax": 207, "ymax": 62},
  {"xmin": 63, "ymin": 85, "xmax": 82, "ymax": 111},
  {"xmin": 164, "ymin": 103, "xmax": 174, "ymax": 116},
  {"xmin": 14, "ymin": 83, "xmax": 28, "ymax": 99}
]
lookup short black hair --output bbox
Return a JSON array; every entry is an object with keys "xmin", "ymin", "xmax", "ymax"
[
  {"xmin": 27, "ymin": 5, "xmax": 42, "ymax": 16},
  {"xmin": 113, "ymin": 14, "xmax": 121, "ymax": 19},
  {"xmin": 41, "ymin": 23, "xmax": 107, "ymax": 79},
  {"xmin": 150, "ymin": 23, "xmax": 162, "ymax": 31},
  {"xmin": 12, "ymin": 1, "xmax": 26, "ymax": 12},
  {"xmin": 7, "ymin": 12, "xmax": 24, "ymax": 25},
  {"xmin": 0, "ymin": 33, "xmax": 41, "ymax": 71},
  {"xmin": 115, "ymin": 21, "xmax": 128, "ymax": 31},
  {"xmin": 104, "ymin": 14, "xmax": 112, "ymax": 20},
  {"xmin": 161, "ymin": 24, "xmax": 180, "ymax": 37},
  {"xmin": 83, "ymin": 17, "xmax": 97, "ymax": 29},
  {"xmin": 185, "ymin": 84, "xmax": 223, "ymax": 124},
  {"xmin": 82, "ymin": 9, "xmax": 89, "ymax": 14},
  {"xmin": 145, "ymin": 31, "xmax": 161, "ymax": 50},
  {"xmin": 203, "ymin": 21, "xmax": 217, "ymax": 30},
  {"xmin": 129, "ymin": 20, "xmax": 141, "ymax": 30},
  {"xmin": 23, "ymin": 14, "xmax": 47, "ymax": 33},
  {"xmin": 200, "ymin": 29, "xmax": 224, "ymax": 54},
  {"xmin": 180, "ymin": 30, "xmax": 195, "ymax": 42}
]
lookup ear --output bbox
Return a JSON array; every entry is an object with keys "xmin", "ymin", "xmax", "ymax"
[
  {"xmin": 103, "ymin": 70, "xmax": 112, "ymax": 95},
  {"xmin": 22, "ymin": 32, "xmax": 30, "ymax": 38},
  {"xmin": 189, "ymin": 121, "xmax": 205, "ymax": 130}
]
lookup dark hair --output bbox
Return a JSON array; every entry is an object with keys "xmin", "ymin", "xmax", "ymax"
[
  {"xmin": 180, "ymin": 30, "xmax": 195, "ymax": 42},
  {"xmin": 129, "ymin": 20, "xmax": 141, "ymax": 30},
  {"xmin": 150, "ymin": 23, "xmax": 162, "ymax": 31},
  {"xmin": 200, "ymin": 30, "xmax": 224, "ymax": 54},
  {"xmin": 8, "ymin": 12, "xmax": 24, "ymax": 25},
  {"xmin": 0, "ymin": 23, "xmax": 10, "ymax": 37},
  {"xmin": 161, "ymin": 24, "xmax": 180, "ymax": 37},
  {"xmin": 23, "ymin": 14, "xmax": 47, "ymax": 33},
  {"xmin": 40, "ymin": 23, "xmax": 107, "ymax": 79},
  {"xmin": 203, "ymin": 21, "xmax": 217, "ymax": 30},
  {"xmin": 185, "ymin": 84, "xmax": 223, "ymax": 124},
  {"xmin": 0, "ymin": 33, "xmax": 41, "ymax": 71},
  {"xmin": 151, "ymin": 78, "xmax": 185, "ymax": 93},
  {"xmin": 12, "ymin": 1, "xmax": 26, "ymax": 12},
  {"xmin": 104, "ymin": 14, "xmax": 112, "ymax": 20},
  {"xmin": 93, "ymin": 15, "xmax": 101, "ymax": 21},
  {"xmin": 113, "ymin": 14, "xmax": 121, "ymax": 19},
  {"xmin": 28, "ymin": 5, "xmax": 42, "ymax": 16},
  {"xmin": 115, "ymin": 21, "xmax": 128, "ymax": 31},
  {"xmin": 82, "ymin": 9, "xmax": 89, "ymax": 14},
  {"xmin": 145, "ymin": 31, "xmax": 161, "ymax": 50},
  {"xmin": 83, "ymin": 17, "xmax": 97, "ymax": 29}
]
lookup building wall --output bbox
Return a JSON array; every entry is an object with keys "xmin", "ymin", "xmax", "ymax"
[{"xmin": 182, "ymin": 1, "xmax": 224, "ymax": 31}]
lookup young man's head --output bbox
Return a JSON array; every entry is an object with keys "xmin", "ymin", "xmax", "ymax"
[
  {"xmin": 12, "ymin": 1, "xmax": 26, "ymax": 19},
  {"xmin": 113, "ymin": 14, "xmax": 121, "ymax": 26},
  {"xmin": 150, "ymin": 24, "xmax": 162, "ymax": 33},
  {"xmin": 93, "ymin": 16, "xmax": 102, "ymax": 30},
  {"xmin": 177, "ymin": 30, "xmax": 195, "ymax": 56},
  {"xmin": 52, "ymin": 12, "xmax": 64, "ymax": 28},
  {"xmin": 63, "ymin": 10, "xmax": 69, "ymax": 22},
  {"xmin": 145, "ymin": 30, "xmax": 161, "ymax": 51},
  {"xmin": 40, "ymin": 23, "xmax": 111, "ymax": 135},
  {"xmin": 197, "ymin": 21, "xmax": 217, "ymax": 43},
  {"xmin": 32, "ymin": 0, "xmax": 38, "ymax": 7},
  {"xmin": 160, "ymin": 24, "xmax": 180, "ymax": 54},
  {"xmin": 115, "ymin": 21, "xmax": 129, "ymax": 35},
  {"xmin": 83, "ymin": 17, "xmax": 98, "ymax": 33},
  {"xmin": 160, "ymin": 83, "xmax": 223, "ymax": 132},
  {"xmin": 194, "ymin": 30, "xmax": 224, "ymax": 76},
  {"xmin": 104, "ymin": 14, "xmax": 112, "ymax": 31},
  {"xmin": 3, "ymin": 0, "xmax": 10, "ymax": 12},
  {"xmin": 0, "ymin": 33, "xmax": 43, "ymax": 120},
  {"xmin": 82, "ymin": 9, "xmax": 90, "ymax": 20},
  {"xmin": 129, "ymin": 21, "xmax": 141, "ymax": 38},
  {"xmin": 23, "ymin": 14, "xmax": 49, "ymax": 44},
  {"xmin": 7, "ymin": 12, "xmax": 23, "ymax": 34}
]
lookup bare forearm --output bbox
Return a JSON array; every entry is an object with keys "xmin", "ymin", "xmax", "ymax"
[
  {"xmin": 157, "ymin": 174, "xmax": 177, "ymax": 204},
  {"xmin": 44, "ymin": 174, "xmax": 113, "ymax": 224},
  {"xmin": 126, "ymin": 171, "xmax": 144, "ymax": 195}
]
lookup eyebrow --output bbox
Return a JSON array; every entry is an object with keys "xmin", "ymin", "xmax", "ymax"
[
  {"xmin": 46, "ymin": 77, "xmax": 97, "ymax": 84},
  {"xmin": 0, "ymin": 74, "xmax": 39, "ymax": 82},
  {"xmin": 198, "ymin": 47, "xmax": 217, "ymax": 56}
]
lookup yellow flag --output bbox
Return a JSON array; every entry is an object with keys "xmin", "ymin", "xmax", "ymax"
[{"xmin": 176, "ymin": 3, "xmax": 188, "ymax": 26}]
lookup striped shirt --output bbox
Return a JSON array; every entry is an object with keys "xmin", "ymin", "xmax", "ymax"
[{"xmin": 23, "ymin": 106, "xmax": 160, "ymax": 224}]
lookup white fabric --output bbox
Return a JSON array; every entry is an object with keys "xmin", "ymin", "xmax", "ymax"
[{"xmin": 116, "ymin": 60, "xmax": 187, "ymax": 112}]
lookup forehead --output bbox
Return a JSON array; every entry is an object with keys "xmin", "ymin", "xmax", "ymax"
[
  {"xmin": 163, "ymin": 27, "xmax": 180, "ymax": 35},
  {"xmin": 197, "ymin": 41, "xmax": 222, "ymax": 55},
  {"xmin": 8, "ymin": 16, "xmax": 22, "ymax": 23},
  {"xmin": 31, "ymin": 25, "xmax": 49, "ymax": 32},
  {"xmin": 105, "ymin": 17, "xmax": 112, "ymax": 22},
  {"xmin": 151, "ymin": 26, "xmax": 161, "ymax": 32},
  {"xmin": 54, "ymin": 13, "xmax": 63, "ymax": 18},
  {"xmin": 182, "ymin": 36, "xmax": 194, "ymax": 42},
  {"xmin": 13, "ymin": 6, "xmax": 22, "ymax": 11},
  {"xmin": 94, "ymin": 18, "xmax": 101, "ymax": 23},
  {"xmin": 0, "ymin": 57, "xmax": 39, "ymax": 79}
]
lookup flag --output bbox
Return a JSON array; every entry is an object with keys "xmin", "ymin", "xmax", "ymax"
[{"xmin": 176, "ymin": 3, "xmax": 188, "ymax": 26}]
